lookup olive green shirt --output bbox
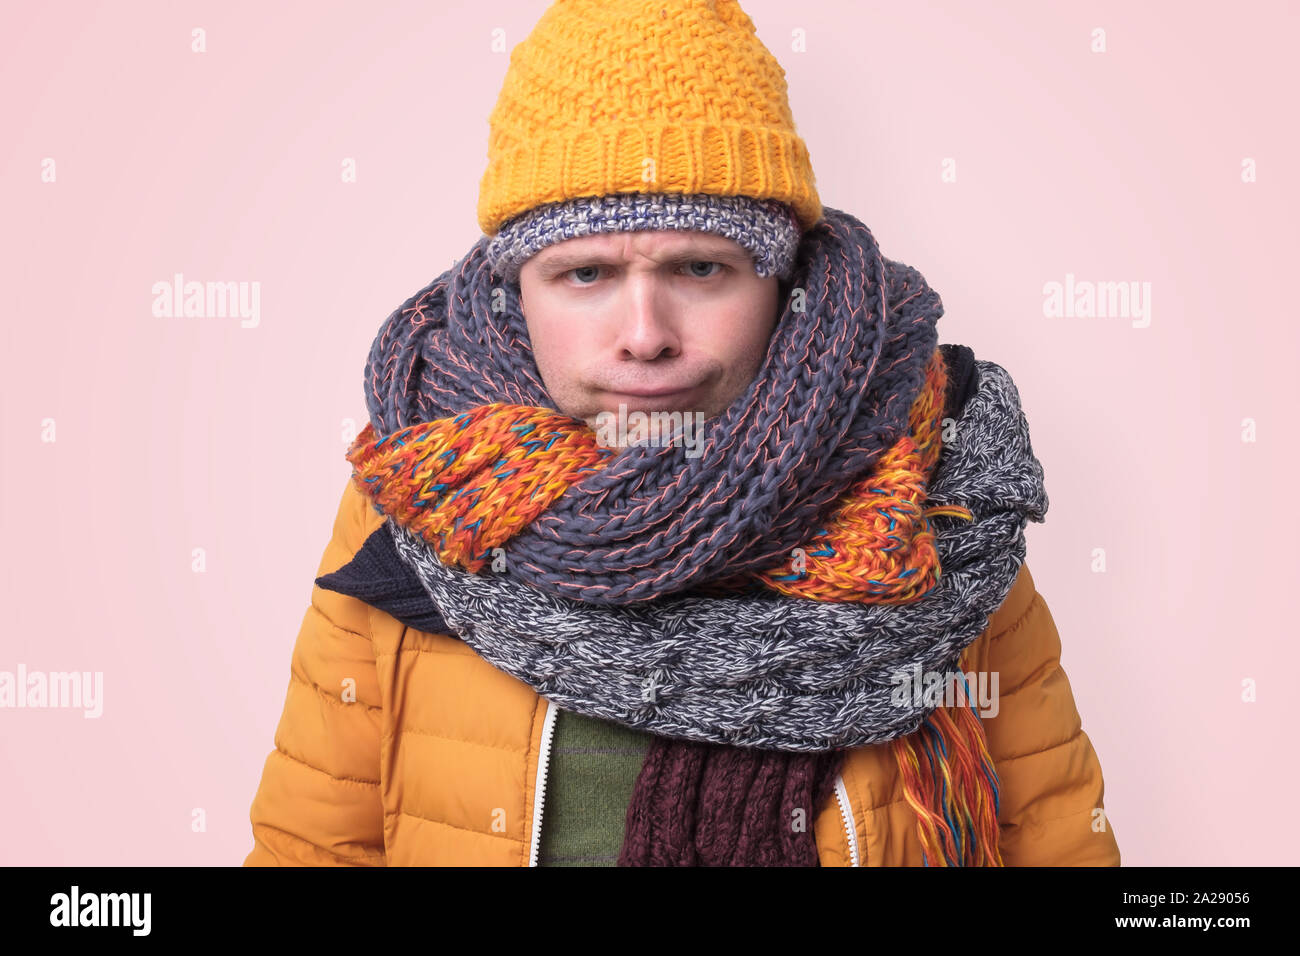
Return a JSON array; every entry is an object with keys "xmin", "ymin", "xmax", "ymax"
[{"xmin": 536, "ymin": 706, "xmax": 653, "ymax": 866}]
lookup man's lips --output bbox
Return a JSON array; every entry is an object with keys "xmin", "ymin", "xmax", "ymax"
[
  {"xmin": 604, "ymin": 382, "xmax": 702, "ymax": 402},
  {"xmin": 613, "ymin": 386, "xmax": 693, "ymax": 397}
]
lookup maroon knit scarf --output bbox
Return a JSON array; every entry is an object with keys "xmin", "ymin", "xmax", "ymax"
[{"xmin": 619, "ymin": 739, "xmax": 847, "ymax": 866}]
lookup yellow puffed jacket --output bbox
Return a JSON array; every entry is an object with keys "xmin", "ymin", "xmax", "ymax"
[{"xmin": 242, "ymin": 475, "xmax": 1121, "ymax": 867}]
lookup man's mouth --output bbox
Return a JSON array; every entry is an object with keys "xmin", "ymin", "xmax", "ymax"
[{"xmin": 604, "ymin": 384, "xmax": 702, "ymax": 407}]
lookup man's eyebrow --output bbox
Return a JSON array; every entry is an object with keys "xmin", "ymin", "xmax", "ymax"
[{"xmin": 535, "ymin": 245, "xmax": 753, "ymax": 273}]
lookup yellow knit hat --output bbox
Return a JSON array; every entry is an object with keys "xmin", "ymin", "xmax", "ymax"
[{"xmin": 476, "ymin": 0, "xmax": 823, "ymax": 239}]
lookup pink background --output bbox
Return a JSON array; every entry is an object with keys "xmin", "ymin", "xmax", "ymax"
[{"xmin": 2, "ymin": 0, "xmax": 1296, "ymax": 866}]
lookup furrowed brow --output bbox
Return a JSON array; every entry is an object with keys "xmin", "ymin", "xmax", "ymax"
[{"xmin": 536, "ymin": 245, "xmax": 752, "ymax": 275}]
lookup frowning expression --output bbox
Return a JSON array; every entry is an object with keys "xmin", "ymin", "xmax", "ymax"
[{"xmin": 518, "ymin": 230, "xmax": 781, "ymax": 445}]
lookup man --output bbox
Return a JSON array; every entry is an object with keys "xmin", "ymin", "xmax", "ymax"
[{"xmin": 243, "ymin": 0, "xmax": 1120, "ymax": 866}]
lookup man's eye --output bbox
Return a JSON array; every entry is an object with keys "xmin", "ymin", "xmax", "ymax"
[
  {"xmin": 683, "ymin": 261, "xmax": 723, "ymax": 278},
  {"xmin": 562, "ymin": 261, "xmax": 725, "ymax": 284}
]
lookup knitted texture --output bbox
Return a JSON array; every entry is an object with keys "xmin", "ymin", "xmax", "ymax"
[
  {"xmin": 347, "ymin": 348, "xmax": 964, "ymax": 605},
  {"xmin": 386, "ymin": 358, "xmax": 1045, "ymax": 751},
  {"xmin": 361, "ymin": 206, "xmax": 938, "ymax": 606},
  {"xmin": 476, "ymin": 0, "xmax": 823, "ymax": 238},
  {"xmin": 484, "ymin": 192, "xmax": 802, "ymax": 284},
  {"xmin": 620, "ymin": 733, "xmax": 845, "ymax": 866}
]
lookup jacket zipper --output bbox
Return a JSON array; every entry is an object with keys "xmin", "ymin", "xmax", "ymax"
[
  {"xmin": 834, "ymin": 773, "xmax": 861, "ymax": 866},
  {"xmin": 527, "ymin": 697, "xmax": 558, "ymax": 866}
]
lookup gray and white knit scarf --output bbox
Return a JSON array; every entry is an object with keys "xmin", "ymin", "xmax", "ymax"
[{"xmin": 387, "ymin": 359, "xmax": 1047, "ymax": 752}]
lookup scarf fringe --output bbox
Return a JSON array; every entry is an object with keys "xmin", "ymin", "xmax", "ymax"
[{"xmin": 890, "ymin": 646, "xmax": 1004, "ymax": 866}]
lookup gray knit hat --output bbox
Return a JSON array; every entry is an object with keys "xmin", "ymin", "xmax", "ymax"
[{"xmin": 484, "ymin": 191, "xmax": 803, "ymax": 285}]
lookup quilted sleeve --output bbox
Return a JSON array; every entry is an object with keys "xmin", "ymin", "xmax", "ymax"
[
  {"xmin": 242, "ymin": 478, "xmax": 387, "ymax": 866},
  {"xmin": 979, "ymin": 564, "xmax": 1121, "ymax": 866}
]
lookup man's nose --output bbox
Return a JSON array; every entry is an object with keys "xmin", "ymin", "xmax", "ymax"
[{"xmin": 613, "ymin": 273, "xmax": 682, "ymax": 361}]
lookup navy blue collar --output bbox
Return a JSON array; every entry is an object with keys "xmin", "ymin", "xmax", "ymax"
[{"xmin": 315, "ymin": 525, "xmax": 450, "ymax": 635}]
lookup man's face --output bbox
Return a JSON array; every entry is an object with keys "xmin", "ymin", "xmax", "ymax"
[{"xmin": 517, "ymin": 229, "xmax": 781, "ymax": 447}]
